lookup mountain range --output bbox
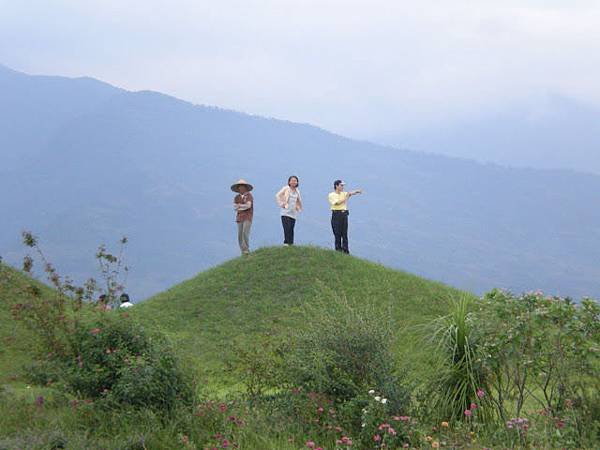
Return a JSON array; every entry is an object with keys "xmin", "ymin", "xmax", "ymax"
[
  {"xmin": 2, "ymin": 63, "xmax": 600, "ymax": 300},
  {"xmin": 379, "ymin": 94, "xmax": 600, "ymax": 175}
]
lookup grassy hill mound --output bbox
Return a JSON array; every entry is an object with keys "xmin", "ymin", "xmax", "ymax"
[
  {"xmin": 132, "ymin": 246, "xmax": 467, "ymax": 388},
  {"xmin": 1, "ymin": 246, "xmax": 467, "ymax": 387}
]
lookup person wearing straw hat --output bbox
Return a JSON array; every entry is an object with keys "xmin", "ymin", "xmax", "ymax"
[
  {"xmin": 328, "ymin": 179, "xmax": 362, "ymax": 253},
  {"xmin": 231, "ymin": 179, "xmax": 254, "ymax": 255}
]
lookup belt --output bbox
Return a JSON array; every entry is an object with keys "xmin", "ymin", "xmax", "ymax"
[{"xmin": 331, "ymin": 210, "xmax": 349, "ymax": 214}]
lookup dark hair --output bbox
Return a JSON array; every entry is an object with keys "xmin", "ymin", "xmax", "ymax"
[
  {"xmin": 333, "ymin": 179, "xmax": 343, "ymax": 189},
  {"xmin": 120, "ymin": 293, "xmax": 130, "ymax": 303},
  {"xmin": 288, "ymin": 175, "xmax": 299, "ymax": 187}
]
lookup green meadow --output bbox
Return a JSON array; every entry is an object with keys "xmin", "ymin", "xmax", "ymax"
[{"xmin": 1, "ymin": 246, "xmax": 598, "ymax": 449}]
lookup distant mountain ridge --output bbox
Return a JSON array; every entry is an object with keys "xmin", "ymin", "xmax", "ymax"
[
  {"xmin": 2, "ymin": 64, "xmax": 600, "ymax": 300},
  {"xmin": 380, "ymin": 94, "xmax": 600, "ymax": 175}
]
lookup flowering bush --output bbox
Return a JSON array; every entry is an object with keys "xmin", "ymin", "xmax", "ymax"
[
  {"xmin": 12, "ymin": 233, "xmax": 193, "ymax": 412},
  {"xmin": 478, "ymin": 289, "xmax": 600, "ymax": 446},
  {"xmin": 356, "ymin": 389, "xmax": 418, "ymax": 448},
  {"xmin": 192, "ymin": 400, "xmax": 245, "ymax": 449},
  {"xmin": 26, "ymin": 314, "xmax": 193, "ymax": 411}
]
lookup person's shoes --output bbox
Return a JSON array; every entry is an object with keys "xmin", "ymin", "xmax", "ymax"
[{"xmin": 283, "ymin": 243, "xmax": 290, "ymax": 246}]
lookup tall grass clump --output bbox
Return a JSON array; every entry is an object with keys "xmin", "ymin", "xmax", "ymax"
[{"xmin": 427, "ymin": 294, "xmax": 491, "ymax": 423}]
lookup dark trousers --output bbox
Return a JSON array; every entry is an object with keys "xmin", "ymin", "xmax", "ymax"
[
  {"xmin": 281, "ymin": 215, "xmax": 296, "ymax": 245},
  {"xmin": 331, "ymin": 210, "xmax": 349, "ymax": 253}
]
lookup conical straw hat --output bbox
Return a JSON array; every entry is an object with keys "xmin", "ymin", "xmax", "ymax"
[{"xmin": 231, "ymin": 179, "xmax": 254, "ymax": 193}]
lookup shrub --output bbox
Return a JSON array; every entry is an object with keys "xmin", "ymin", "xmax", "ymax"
[
  {"xmin": 279, "ymin": 291, "xmax": 411, "ymax": 426},
  {"xmin": 478, "ymin": 290, "xmax": 600, "ymax": 446},
  {"xmin": 12, "ymin": 233, "xmax": 193, "ymax": 413},
  {"xmin": 27, "ymin": 314, "xmax": 193, "ymax": 412}
]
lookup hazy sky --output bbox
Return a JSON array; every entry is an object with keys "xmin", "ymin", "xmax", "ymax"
[{"xmin": 2, "ymin": 0, "xmax": 600, "ymax": 138}]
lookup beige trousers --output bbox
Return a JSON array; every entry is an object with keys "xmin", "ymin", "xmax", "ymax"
[{"xmin": 237, "ymin": 220, "xmax": 252, "ymax": 254}]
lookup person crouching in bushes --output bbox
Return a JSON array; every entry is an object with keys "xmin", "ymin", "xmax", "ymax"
[
  {"xmin": 275, "ymin": 175, "xmax": 303, "ymax": 245},
  {"xmin": 97, "ymin": 294, "xmax": 111, "ymax": 311},
  {"xmin": 231, "ymin": 179, "xmax": 254, "ymax": 255},
  {"xmin": 119, "ymin": 293, "xmax": 134, "ymax": 308}
]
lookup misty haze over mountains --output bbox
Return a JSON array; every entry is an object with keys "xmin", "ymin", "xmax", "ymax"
[
  {"xmin": 377, "ymin": 94, "xmax": 600, "ymax": 175},
  {"xmin": 2, "ymin": 64, "xmax": 600, "ymax": 300}
]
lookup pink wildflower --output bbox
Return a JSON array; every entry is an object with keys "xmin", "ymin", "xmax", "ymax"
[
  {"xmin": 464, "ymin": 409, "xmax": 472, "ymax": 417},
  {"xmin": 477, "ymin": 389, "xmax": 485, "ymax": 398},
  {"xmin": 373, "ymin": 435, "xmax": 381, "ymax": 442},
  {"xmin": 470, "ymin": 402, "xmax": 478, "ymax": 410},
  {"xmin": 306, "ymin": 441, "xmax": 315, "ymax": 448}
]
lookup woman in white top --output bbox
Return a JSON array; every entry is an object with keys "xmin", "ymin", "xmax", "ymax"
[{"xmin": 275, "ymin": 176, "xmax": 303, "ymax": 245}]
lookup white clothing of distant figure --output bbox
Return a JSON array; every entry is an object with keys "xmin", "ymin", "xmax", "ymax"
[{"xmin": 120, "ymin": 301, "xmax": 134, "ymax": 308}]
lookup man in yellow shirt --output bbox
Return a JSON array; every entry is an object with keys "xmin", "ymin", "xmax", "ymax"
[{"xmin": 328, "ymin": 180, "xmax": 362, "ymax": 253}]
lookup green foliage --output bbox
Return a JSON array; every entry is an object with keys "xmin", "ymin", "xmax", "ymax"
[
  {"xmin": 478, "ymin": 289, "xmax": 600, "ymax": 446},
  {"xmin": 225, "ymin": 338, "xmax": 283, "ymax": 398},
  {"xmin": 9, "ymin": 234, "xmax": 193, "ymax": 413},
  {"xmin": 427, "ymin": 295, "xmax": 492, "ymax": 423},
  {"xmin": 3, "ymin": 245, "xmax": 599, "ymax": 448},
  {"xmin": 24, "ymin": 312, "xmax": 193, "ymax": 412},
  {"xmin": 279, "ymin": 290, "xmax": 411, "ymax": 424}
]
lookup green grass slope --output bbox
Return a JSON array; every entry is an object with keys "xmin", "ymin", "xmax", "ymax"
[
  {"xmin": 0, "ymin": 263, "xmax": 50, "ymax": 382},
  {"xmin": 132, "ymin": 246, "xmax": 469, "ymax": 388}
]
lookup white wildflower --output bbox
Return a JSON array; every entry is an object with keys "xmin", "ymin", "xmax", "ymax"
[
  {"xmin": 374, "ymin": 396, "xmax": 381, "ymax": 402},
  {"xmin": 381, "ymin": 398, "xmax": 388, "ymax": 404}
]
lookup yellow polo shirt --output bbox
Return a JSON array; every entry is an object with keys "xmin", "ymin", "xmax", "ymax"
[{"xmin": 328, "ymin": 191, "xmax": 349, "ymax": 211}]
